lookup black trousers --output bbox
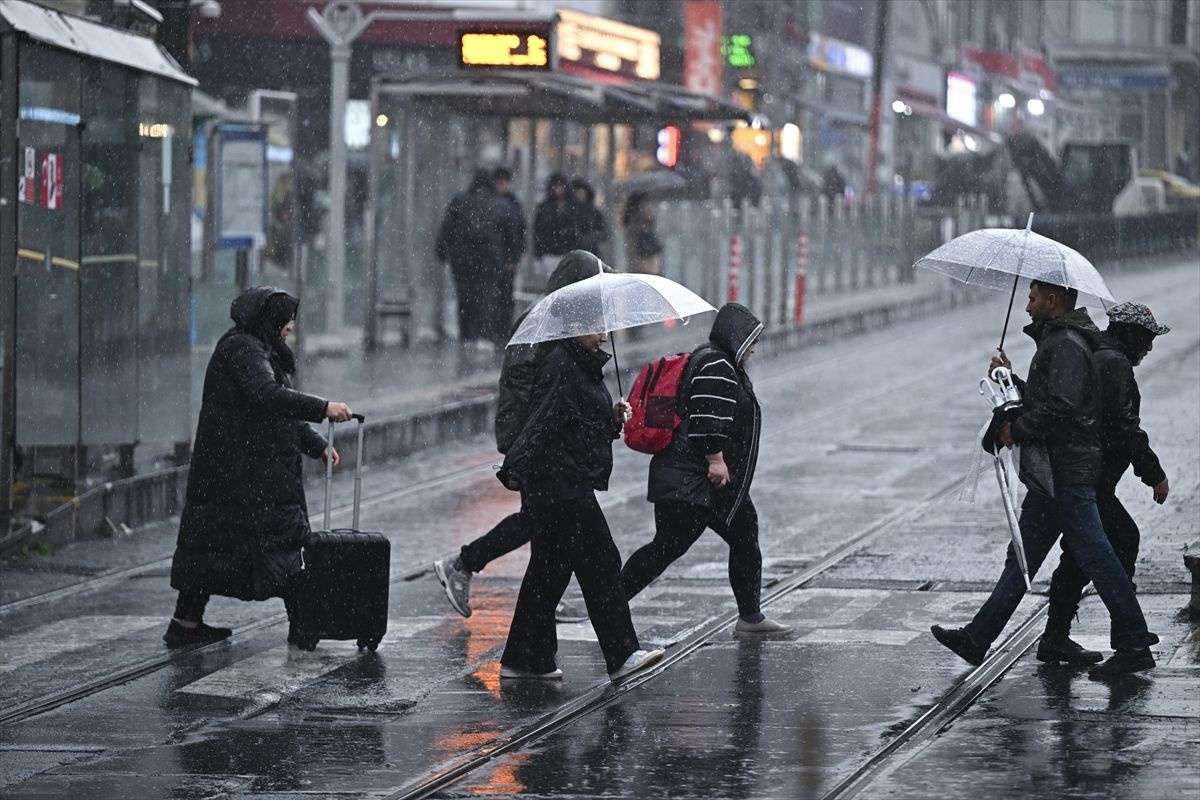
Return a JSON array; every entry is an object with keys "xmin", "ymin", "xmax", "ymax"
[
  {"xmin": 452, "ymin": 267, "xmax": 498, "ymax": 342},
  {"xmin": 491, "ymin": 269, "xmax": 517, "ymax": 344},
  {"xmin": 621, "ymin": 497, "xmax": 762, "ymax": 618},
  {"xmin": 501, "ymin": 495, "xmax": 640, "ymax": 674},
  {"xmin": 460, "ymin": 510, "xmax": 533, "ymax": 574},
  {"xmin": 1044, "ymin": 486, "xmax": 1140, "ymax": 637}
]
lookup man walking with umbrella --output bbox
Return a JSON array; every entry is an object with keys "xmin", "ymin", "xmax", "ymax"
[
  {"xmin": 931, "ymin": 281, "xmax": 1159, "ymax": 679},
  {"xmin": 1035, "ymin": 302, "xmax": 1171, "ymax": 666}
]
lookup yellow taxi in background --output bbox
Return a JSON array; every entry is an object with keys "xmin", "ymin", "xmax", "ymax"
[{"xmin": 1139, "ymin": 169, "xmax": 1200, "ymax": 205}]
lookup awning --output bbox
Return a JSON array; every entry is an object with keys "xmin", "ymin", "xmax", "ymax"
[
  {"xmin": 901, "ymin": 98, "xmax": 1002, "ymax": 144},
  {"xmin": 0, "ymin": 0, "xmax": 196, "ymax": 86},
  {"xmin": 793, "ymin": 96, "xmax": 871, "ymax": 128},
  {"xmin": 374, "ymin": 70, "xmax": 750, "ymax": 125}
]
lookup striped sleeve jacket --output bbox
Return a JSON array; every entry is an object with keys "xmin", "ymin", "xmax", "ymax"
[{"xmin": 685, "ymin": 352, "xmax": 739, "ymax": 454}]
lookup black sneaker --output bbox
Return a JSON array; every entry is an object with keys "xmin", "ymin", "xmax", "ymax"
[
  {"xmin": 930, "ymin": 625, "xmax": 986, "ymax": 667},
  {"xmin": 163, "ymin": 620, "xmax": 233, "ymax": 648},
  {"xmin": 1088, "ymin": 647, "xmax": 1155, "ymax": 680},
  {"xmin": 1036, "ymin": 636, "xmax": 1103, "ymax": 666}
]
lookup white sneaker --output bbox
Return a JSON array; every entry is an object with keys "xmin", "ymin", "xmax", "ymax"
[
  {"xmin": 433, "ymin": 557, "xmax": 472, "ymax": 618},
  {"xmin": 734, "ymin": 616, "xmax": 792, "ymax": 636},
  {"xmin": 499, "ymin": 664, "xmax": 563, "ymax": 680},
  {"xmin": 554, "ymin": 600, "xmax": 589, "ymax": 623},
  {"xmin": 609, "ymin": 648, "xmax": 665, "ymax": 682}
]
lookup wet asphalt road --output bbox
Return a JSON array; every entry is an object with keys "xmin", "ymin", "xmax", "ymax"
[{"xmin": 1, "ymin": 255, "xmax": 1197, "ymax": 799}]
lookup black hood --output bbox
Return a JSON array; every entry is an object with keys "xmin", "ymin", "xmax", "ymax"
[
  {"xmin": 1024, "ymin": 307, "xmax": 1102, "ymax": 347},
  {"xmin": 546, "ymin": 250, "xmax": 611, "ymax": 294},
  {"xmin": 228, "ymin": 285, "xmax": 299, "ymax": 373},
  {"xmin": 470, "ymin": 169, "xmax": 494, "ymax": 192},
  {"xmin": 709, "ymin": 303, "xmax": 763, "ymax": 364}
]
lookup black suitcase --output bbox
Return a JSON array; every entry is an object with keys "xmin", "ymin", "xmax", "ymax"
[{"xmin": 294, "ymin": 414, "xmax": 390, "ymax": 652}]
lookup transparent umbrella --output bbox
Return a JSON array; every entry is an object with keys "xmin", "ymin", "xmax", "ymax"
[
  {"xmin": 914, "ymin": 213, "xmax": 1116, "ymax": 351},
  {"xmin": 507, "ymin": 267, "xmax": 716, "ymax": 396}
]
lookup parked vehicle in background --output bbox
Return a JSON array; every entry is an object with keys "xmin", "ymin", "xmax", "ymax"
[{"xmin": 1138, "ymin": 169, "xmax": 1200, "ymax": 207}]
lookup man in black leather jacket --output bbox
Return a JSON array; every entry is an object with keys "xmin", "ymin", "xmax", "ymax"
[
  {"xmin": 932, "ymin": 281, "xmax": 1158, "ymax": 679},
  {"xmin": 1038, "ymin": 302, "xmax": 1170, "ymax": 663}
]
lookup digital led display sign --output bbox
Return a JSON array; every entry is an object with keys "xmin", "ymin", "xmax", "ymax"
[{"xmin": 459, "ymin": 30, "xmax": 553, "ymax": 70}]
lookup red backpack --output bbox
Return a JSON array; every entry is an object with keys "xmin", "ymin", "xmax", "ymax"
[{"xmin": 624, "ymin": 353, "xmax": 691, "ymax": 454}]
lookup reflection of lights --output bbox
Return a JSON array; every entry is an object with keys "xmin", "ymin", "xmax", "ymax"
[
  {"xmin": 1027, "ymin": 98, "xmax": 1045, "ymax": 116},
  {"xmin": 738, "ymin": 78, "xmax": 758, "ymax": 90},
  {"xmin": 963, "ymin": 135, "xmax": 978, "ymax": 151},
  {"xmin": 375, "ymin": 114, "xmax": 388, "ymax": 127},
  {"xmin": 892, "ymin": 99, "xmax": 906, "ymax": 113},
  {"xmin": 998, "ymin": 93, "xmax": 1016, "ymax": 109},
  {"xmin": 707, "ymin": 127, "xmax": 726, "ymax": 143},
  {"xmin": 750, "ymin": 116, "xmax": 763, "ymax": 130},
  {"xmin": 780, "ymin": 123, "xmax": 801, "ymax": 160},
  {"xmin": 754, "ymin": 132, "xmax": 767, "ymax": 147},
  {"xmin": 20, "ymin": 107, "xmax": 81, "ymax": 125},
  {"xmin": 139, "ymin": 122, "xmax": 175, "ymax": 138}
]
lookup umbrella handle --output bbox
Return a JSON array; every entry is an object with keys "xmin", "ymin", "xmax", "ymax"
[{"xmin": 611, "ymin": 333, "xmax": 625, "ymax": 398}]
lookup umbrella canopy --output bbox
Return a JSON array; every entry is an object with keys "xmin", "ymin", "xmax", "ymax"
[
  {"xmin": 613, "ymin": 169, "xmax": 688, "ymax": 196},
  {"xmin": 914, "ymin": 214, "xmax": 1115, "ymax": 308},
  {"xmin": 508, "ymin": 271, "xmax": 715, "ymax": 346},
  {"xmin": 914, "ymin": 213, "xmax": 1116, "ymax": 350}
]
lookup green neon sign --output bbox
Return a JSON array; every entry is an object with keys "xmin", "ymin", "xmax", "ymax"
[{"xmin": 721, "ymin": 34, "xmax": 755, "ymax": 68}]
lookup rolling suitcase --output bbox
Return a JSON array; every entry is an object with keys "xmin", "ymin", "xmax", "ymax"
[{"xmin": 293, "ymin": 414, "xmax": 390, "ymax": 652}]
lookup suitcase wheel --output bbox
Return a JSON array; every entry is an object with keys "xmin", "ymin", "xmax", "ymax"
[{"xmin": 357, "ymin": 638, "xmax": 381, "ymax": 652}]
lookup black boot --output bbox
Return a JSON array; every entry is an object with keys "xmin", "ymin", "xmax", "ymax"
[
  {"xmin": 1036, "ymin": 636, "xmax": 1103, "ymax": 666},
  {"xmin": 1088, "ymin": 647, "xmax": 1155, "ymax": 680},
  {"xmin": 930, "ymin": 625, "xmax": 986, "ymax": 666},
  {"xmin": 164, "ymin": 620, "xmax": 232, "ymax": 648}
]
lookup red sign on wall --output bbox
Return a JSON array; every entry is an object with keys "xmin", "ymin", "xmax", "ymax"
[
  {"xmin": 41, "ymin": 153, "xmax": 62, "ymax": 210},
  {"xmin": 684, "ymin": 0, "xmax": 723, "ymax": 98}
]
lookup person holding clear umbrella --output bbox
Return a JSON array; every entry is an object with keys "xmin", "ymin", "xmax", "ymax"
[
  {"xmin": 496, "ymin": 287, "xmax": 664, "ymax": 682},
  {"xmin": 931, "ymin": 280, "xmax": 1159, "ymax": 679}
]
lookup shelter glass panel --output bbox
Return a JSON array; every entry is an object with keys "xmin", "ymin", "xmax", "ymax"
[{"xmin": 79, "ymin": 61, "xmax": 139, "ymax": 447}]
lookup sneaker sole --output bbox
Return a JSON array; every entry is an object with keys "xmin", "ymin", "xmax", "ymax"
[
  {"xmin": 609, "ymin": 649, "xmax": 665, "ymax": 682},
  {"xmin": 733, "ymin": 625, "xmax": 793, "ymax": 637},
  {"xmin": 433, "ymin": 560, "xmax": 472, "ymax": 618},
  {"xmin": 499, "ymin": 669, "xmax": 563, "ymax": 680}
]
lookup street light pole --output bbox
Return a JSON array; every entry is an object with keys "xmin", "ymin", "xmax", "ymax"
[{"xmin": 307, "ymin": 1, "xmax": 370, "ymax": 333}]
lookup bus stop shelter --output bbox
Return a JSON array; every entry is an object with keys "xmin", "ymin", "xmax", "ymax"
[{"xmin": 363, "ymin": 69, "xmax": 751, "ymax": 348}]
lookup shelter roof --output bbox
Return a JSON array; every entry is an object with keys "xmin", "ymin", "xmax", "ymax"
[{"xmin": 374, "ymin": 70, "xmax": 750, "ymax": 125}]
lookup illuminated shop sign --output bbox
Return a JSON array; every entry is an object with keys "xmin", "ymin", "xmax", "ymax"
[
  {"xmin": 807, "ymin": 34, "xmax": 872, "ymax": 79},
  {"xmin": 945, "ymin": 71, "xmax": 978, "ymax": 127},
  {"xmin": 459, "ymin": 30, "xmax": 553, "ymax": 69},
  {"xmin": 721, "ymin": 34, "xmax": 755, "ymax": 68},
  {"xmin": 556, "ymin": 8, "xmax": 660, "ymax": 81}
]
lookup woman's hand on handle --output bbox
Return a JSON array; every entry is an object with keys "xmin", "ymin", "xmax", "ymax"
[
  {"xmin": 323, "ymin": 447, "xmax": 341, "ymax": 468},
  {"xmin": 326, "ymin": 402, "xmax": 353, "ymax": 423}
]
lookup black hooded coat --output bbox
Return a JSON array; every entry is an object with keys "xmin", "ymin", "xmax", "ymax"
[
  {"xmin": 494, "ymin": 250, "xmax": 610, "ymax": 453},
  {"xmin": 1094, "ymin": 330, "xmax": 1166, "ymax": 491},
  {"xmin": 648, "ymin": 304, "xmax": 764, "ymax": 525},
  {"xmin": 170, "ymin": 287, "xmax": 328, "ymax": 601}
]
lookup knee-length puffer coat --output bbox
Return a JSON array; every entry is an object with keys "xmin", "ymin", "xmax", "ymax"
[{"xmin": 170, "ymin": 287, "xmax": 328, "ymax": 601}]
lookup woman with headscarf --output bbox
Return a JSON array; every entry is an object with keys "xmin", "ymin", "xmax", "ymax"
[{"xmin": 164, "ymin": 287, "xmax": 353, "ymax": 647}]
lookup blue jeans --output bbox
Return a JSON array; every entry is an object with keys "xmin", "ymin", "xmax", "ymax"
[{"xmin": 965, "ymin": 486, "xmax": 1154, "ymax": 652}]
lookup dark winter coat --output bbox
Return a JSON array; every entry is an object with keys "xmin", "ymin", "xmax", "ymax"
[
  {"xmin": 436, "ymin": 172, "xmax": 507, "ymax": 275},
  {"xmin": 533, "ymin": 176, "xmax": 579, "ymax": 257},
  {"xmin": 496, "ymin": 192, "xmax": 527, "ymax": 265},
  {"xmin": 1094, "ymin": 331, "xmax": 1166, "ymax": 491},
  {"xmin": 648, "ymin": 303, "xmax": 764, "ymax": 526},
  {"xmin": 494, "ymin": 250, "xmax": 611, "ymax": 453},
  {"xmin": 571, "ymin": 181, "xmax": 609, "ymax": 256},
  {"xmin": 170, "ymin": 287, "xmax": 328, "ymax": 601},
  {"xmin": 498, "ymin": 338, "xmax": 621, "ymax": 507},
  {"xmin": 1010, "ymin": 307, "xmax": 1103, "ymax": 491}
]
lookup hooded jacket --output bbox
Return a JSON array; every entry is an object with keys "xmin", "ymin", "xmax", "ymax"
[
  {"xmin": 498, "ymin": 338, "xmax": 622, "ymax": 506},
  {"xmin": 1094, "ymin": 331, "xmax": 1166, "ymax": 491},
  {"xmin": 1010, "ymin": 307, "xmax": 1103, "ymax": 490},
  {"xmin": 647, "ymin": 303, "xmax": 763, "ymax": 525},
  {"xmin": 494, "ymin": 251, "xmax": 610, "ymax": 453},
  {"xmin": 170, "ymin": 287, "xmax": 328, "ymax": 601},
  {"xmin": 435, "ymin": 170, "xmax": 507, "ymax": 272},
  {"xmin": 533, "ymin": 174, "xmax": 579, "ymax": 257}
]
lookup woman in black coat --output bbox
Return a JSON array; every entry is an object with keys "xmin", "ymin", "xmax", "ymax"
[
  {"xmin": 165, "ymin": 287, "xmax": 353, "ymax": 647},
  {"xmin": 497, "ymin": 318, "xmax": 663, "ymax": 682}
]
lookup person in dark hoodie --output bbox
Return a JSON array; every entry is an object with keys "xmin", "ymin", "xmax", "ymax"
[
  {"xmin": 532, "ymin": 173, "xmax": 578, "ymax": 288},
  {"xmin": 433, "ymin": 251, "xmax": 610, "ymax": 622},
  {"xmin": 436, "ymin": 169, "xmax": 509, "ymax": 350},
  {"xmin": 1036, "ymin": 302, "xmax": 1170, "ymax": 665},
  {"xmin": 932, "ymin": 281, "xmax": 1158, "ymax": 679},
  {"xmin": 621, "ymin": 303, "xmax": 791, "ymax": 635},
  {"xmin": 494, "ymin": 287, "xmax": 663, "ymax": 682},
  {"xmin": 569, "ymin": 177, "xmax": 608, "ymax": 258},
  {"xmin": 165, "ymin": 287, "xmax": 353, "ymax": 647}
]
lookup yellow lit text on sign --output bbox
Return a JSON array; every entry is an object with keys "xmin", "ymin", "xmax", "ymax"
[{"xmin": 460, "ymin": 33, "xmax": 550, "ymax": 68}]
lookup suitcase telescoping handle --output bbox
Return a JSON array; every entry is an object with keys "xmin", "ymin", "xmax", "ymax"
[{"xmin": 324, "ymin": 413, "xmax": 367, "ymax": 531}]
